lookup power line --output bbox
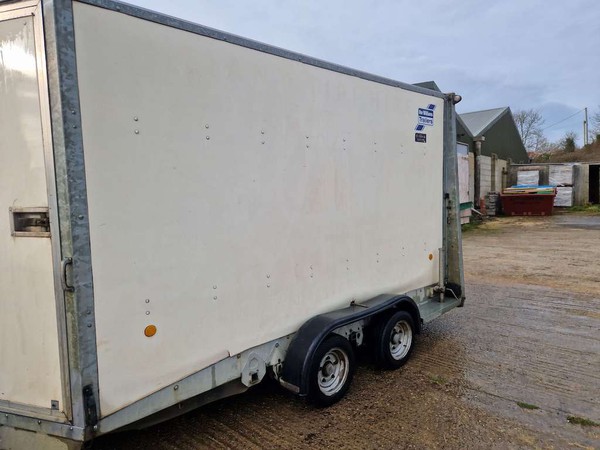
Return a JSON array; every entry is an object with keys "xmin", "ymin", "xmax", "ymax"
[{"xmin": 541, "ymin": 109, "xmax": 584, "ymax": 131}]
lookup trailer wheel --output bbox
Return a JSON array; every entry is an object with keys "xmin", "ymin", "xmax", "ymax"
[
  {"xmin": 307, "ymin": 334, "xmax": 356, "ymax": 406},
  {"xmin": 373, "ymin": 311, "xmax": 415, "ymax": 369}
]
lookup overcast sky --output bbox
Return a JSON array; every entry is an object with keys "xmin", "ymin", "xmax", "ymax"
[{"xmin": 128, "ymin": 0, "xmax": 600, "ymax": 146}]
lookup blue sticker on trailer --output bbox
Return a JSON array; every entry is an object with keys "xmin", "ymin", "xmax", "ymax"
[{"xmin": 415, "ymin": 104, "xmax": 435, "ymax": 131}]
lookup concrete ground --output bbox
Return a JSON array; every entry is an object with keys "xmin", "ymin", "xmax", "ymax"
[{"xmin": 95, "ymin": 213, "xmax": 600, "ymax": 449}]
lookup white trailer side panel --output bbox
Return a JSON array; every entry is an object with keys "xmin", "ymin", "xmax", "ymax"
[
  {"xmin": 73, "ymin": 3, "xmax": 444, "ymax": 416},
  {"xmin": 0, "ymin": 14, "xmax": 62, "ymax": 409}
]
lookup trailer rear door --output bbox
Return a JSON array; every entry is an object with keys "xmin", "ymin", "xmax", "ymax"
[{"xmin": 0, "ymin": 4, "xmax": 66, "ymax": 417}]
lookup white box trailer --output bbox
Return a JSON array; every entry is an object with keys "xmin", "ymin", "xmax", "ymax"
[{"xmin": 0, "ymin": 0, "xmax": 464, "ymax": 448}]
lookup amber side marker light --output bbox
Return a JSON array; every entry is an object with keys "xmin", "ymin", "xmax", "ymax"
[
  {"xmin": 428, "ymin": 253, "xmax": 434, "ymax": 260},
  {"xmin": 144, "ymin": 325, "xmax": 157, "ymax": 337}
]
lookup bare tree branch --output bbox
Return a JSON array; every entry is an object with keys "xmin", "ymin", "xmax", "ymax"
[
  {"xmin": 514, "ymin": 109, "xmax": 546, "ymax": 152},
  {"xmin": 591, "ymin": 106, "xmax": 600, "ymax": 140}
]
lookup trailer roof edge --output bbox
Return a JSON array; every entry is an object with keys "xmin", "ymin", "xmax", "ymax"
[{"xmin": 74, "ymin": 0, "xmax": 445, "ymax": 99}]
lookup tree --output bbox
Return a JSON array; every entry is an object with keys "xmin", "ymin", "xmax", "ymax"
[
  {"xmin": 514, "ymin": 109, "xmax": 545, "ymax": 152},
  {"xmin": 591, "ymin": 106, "xmax": 600, "ymax": 141},
  {"xmin": 561, "ymin": 131, "xmax": 578, "ymax": 152},
  {"xmin": 533, "ymin": 135, "xmax": 552, "ymax": 153}
]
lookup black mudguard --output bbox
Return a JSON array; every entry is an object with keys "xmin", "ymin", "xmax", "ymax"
[{"xmin": 280, "ymin": 294, "xmax": 421, "ymax": 396}]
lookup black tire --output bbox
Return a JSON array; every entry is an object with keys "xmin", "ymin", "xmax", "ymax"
[
  {"xmin": 307, "ymin": 334, "xmax": 356, "ymax": 407},
  {"xmin": 373, "ymin": 310, "xmax": 415, "ymax": 369}
]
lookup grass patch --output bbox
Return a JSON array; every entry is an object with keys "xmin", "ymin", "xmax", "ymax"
[
  {"xmin": 567, "ymin": 416, "xmax": 600, "ymax": 427},
  {"xmin": 568, "ymin": 205, "xmax": 600, "ymax": 214},
  {"xmin": 429, "ymin": 375, "xmax": 447, "ymax": 385},
  {"xmin": 516, "ymin": 401, "xmax": 539, "ymax": 410},
  {"xmin": 461, "ymin": 221, "xmax": 484, "ymax": 233}
]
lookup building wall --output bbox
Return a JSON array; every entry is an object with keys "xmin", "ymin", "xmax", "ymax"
[
  {"xmin": 469, "ymin": 153, "xmax": 475, "ymax": 203},
  {"xmin": 480, "ymin": 155, "xmax": 492, "ymax": 199},
  {"xmin": 456, "ymin": 119, "xmax": 473, "ymax": 151},
  {"xmin": 495, "ymin": 158, "xmax": 507, "ymax": 191},
  {"xmin": 480, "ymin": 113, "xmax": 528, "ymax": 163},
  {"xmin": 573, "ymin": 165, "xmax": 590, "ymax": 205}
]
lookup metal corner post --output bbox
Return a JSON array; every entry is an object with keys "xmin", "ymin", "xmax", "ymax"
[
  {"xmin": 43, "ymin": 0, "xmax": 100, "ymax": 436},
  {"xmin": 442, "ymin": 93, "xmax": 465, "ymax": 301}
]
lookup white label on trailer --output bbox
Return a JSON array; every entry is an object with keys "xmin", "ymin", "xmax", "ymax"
[{"xmin": 418, "ymin": 108, "xmax": 434, "ymax": 126}]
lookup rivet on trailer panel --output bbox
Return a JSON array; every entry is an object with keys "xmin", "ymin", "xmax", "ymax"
[
  {"xmin": 134, "ymin": 130, "xmax": 140, "ymax": 134},
  {"xmin": 206, "ymin": 136, "xmax": 210, "ymax": 140},
  {"xmin": 133, "ymin": 116, "xmax": 138, "ymax": 121}
]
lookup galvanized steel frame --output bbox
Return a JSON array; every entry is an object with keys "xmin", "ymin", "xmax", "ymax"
[
  {"xmin": 442, "ymin": 94, "xmax": 465, "ymax": 298},
  {"xmin": 42, "ymin": 0, "xmax": 100, "ymax": 439}
]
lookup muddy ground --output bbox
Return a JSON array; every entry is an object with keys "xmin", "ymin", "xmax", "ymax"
[{"xmin": 95, "ymin": 213, "xmax": 600, "ymax": 449}]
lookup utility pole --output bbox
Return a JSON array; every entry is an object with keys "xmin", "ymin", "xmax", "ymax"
[{"xmin": 584, "ymin": 107, "xmax": 589, "ymax": 146}]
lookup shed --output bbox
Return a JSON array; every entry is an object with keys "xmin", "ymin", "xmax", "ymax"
[
  {"xmin": 415, "ymin": 81, "xmax": 528, "ymax": 216},
  {"xmin": 460, "ymin": 107, "xmax": 528, "ymax": 163}
]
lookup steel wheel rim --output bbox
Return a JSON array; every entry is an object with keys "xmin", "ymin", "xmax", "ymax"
[
  {"xmin": 389, "ymin": 320, "xmax": 412, "ymax": 360},
  {"xmin": 317, "ymin": 347, "xmax": 350, "ymax": 396}
]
